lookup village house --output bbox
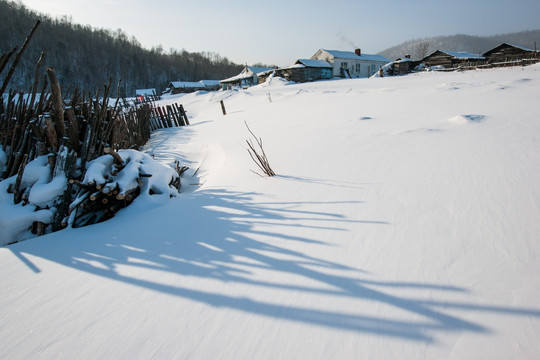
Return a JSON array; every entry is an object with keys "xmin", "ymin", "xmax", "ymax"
[
  {"xmin": 135, "ymin": 88, "xmax": 157, "ymax": 97},
  {"xmin": 220, "ymin": 66, "xmax": 275, "ymax": 89},
  {"xmin": 310, "ymin": 48, "xmax": 390, "ymax": 78},
  {"xmin": 165, "ymin": 80, "xmax": 221, "ymax": 94},
  {"xmin": 267, "ymin": 59, "xmax": 333, "ymax": 83},
  {"xmin": 383, "ymin": 55, "xmax": 422, "ymax": 76},
  {"xmin": 135, "ymin": 88, "xmax": 159, "ymax": 102},
  {"xmin": 482, "ymin": 43, "xmax": 539, "ymax": 64},
  {"xmin": 421, "ymin": 50, "xmax": 485, "ymax": 69}
]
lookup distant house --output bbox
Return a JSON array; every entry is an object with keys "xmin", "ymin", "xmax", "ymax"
[
  {"xmin": 271, "ymin": 59, "xmax": 333, "ymax": 83},
  {"xmin": 483, "ymin": 43, "xmax": 539, "ymax": 64},
  {"xmin": 391, "ymin": 55, "xmax": 423, "ymax": 75},
  {"xmin": 220, "ymin": 66, "xmax": 275, "ymax": 89},
  {"xmin": 374, "ymin": 55, "xmax": 422, "ymax": 77},
  {"xmin": 310, "ymin": 48, "xmax": 390, "ymax": 78},
  {"xmin": 422, "ymin": 50, "xmax": 485, "ymax": 69},
  {"xmin": 166, "ymin": 80, "xmax": 220, "ymax": 94},
  {"xmin": 135, "ymin": 88, "xmax": 157, "ymax": 96},
  {"xmin": 135, "ymin": 88, "xmax": 159, "ymax": 102}
]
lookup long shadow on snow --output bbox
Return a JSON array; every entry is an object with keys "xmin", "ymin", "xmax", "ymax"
[{"xmin": 9, "ymin": 187, "xmax": 540, "ymax": 342}]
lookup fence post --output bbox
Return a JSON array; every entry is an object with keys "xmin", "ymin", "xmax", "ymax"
[{"xmin": 220, "ymin": 100, "xmax": 226, "ymax": 115}]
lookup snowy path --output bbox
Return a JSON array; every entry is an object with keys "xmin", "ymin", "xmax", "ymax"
[{"xmin": 2, "ymin": 66, "xmax": 540, "ymax": 359}]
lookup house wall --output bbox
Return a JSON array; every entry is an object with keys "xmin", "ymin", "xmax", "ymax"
[
  {"xmin": 335, "ymin": 60, "xmax": 385, "ymax": 78},
  {"xmin": 275, "ymin": 67, "xmax": 332, "ymax": 82},
  {"xmin": 423, "ymin": 52, "xmax": 454, "ymax": 68}
]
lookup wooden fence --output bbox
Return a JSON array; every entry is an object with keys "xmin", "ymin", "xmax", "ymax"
[
  {"xmin": 135, "ymin": 94, "xmax": 161, "ymax": 104},
  {"xmin": 149, "ymin": 102, "xmax": 190, "ymax": 131}
]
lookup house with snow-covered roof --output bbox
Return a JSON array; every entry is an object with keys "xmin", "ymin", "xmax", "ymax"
[
  {"xmin": 166, "ymin": 80, "xmax": 220, "ymax": 94},
  {"xmin": 135, "ymin": 88, "xmax": 157, "ymax": 96},
  {"xmin": 268, "ymin": 59, "xmax": 333, "ymax": 83},
  {"xmin": 310, "ymin": 48, "xmax": 390, "ymax": 78},
  {"xmin": 422, "ymin": 50, "xmax": 485, "ymax": 69},
  {"xmin": 483, "ymin": 43, "xmax": 539, "ymax": 64},
  {"xmin": 220, "ymin": 66, "xmax": 276, "ymax": 89}
]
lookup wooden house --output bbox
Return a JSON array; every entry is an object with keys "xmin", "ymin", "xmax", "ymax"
[
  {"xmin": 166, "ymin": 80, "xmax": 220, "ymax": 94},
  {"xmin": 135, "ymin": 88, "xmax": 159, "ymax": 102},
  {"xmin": 167, "ymin": 81, "xmax": 206, "ymax": 94},
  {"xmin": 271, "ymin": 59, "xmax": 333, "ymax": 83},
  {"xmin": 482, "ymin": 43, "xmax": 539, "ymax": 64},
  {"xmin": 220, "ymin": 66, "xmax": 275, "ymax": 89},
  {"xmin": 390, "ymin": 55, "xmax": 422, "ymax": 76},
  {"xmin": 310, "ymin": 48, "xmax": 390, "ymax": 78},
  {"xmin": 422, "ymin": 50, "xmax": 485, "ymax": 69},
  {"xmin": 135, "ymin": 88, "xmax": 157, "ymax": 96}
]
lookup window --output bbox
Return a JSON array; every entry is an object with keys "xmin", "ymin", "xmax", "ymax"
[{"xmin": 356, "ymin": 64, "xmax": 361, "ymax": 73}]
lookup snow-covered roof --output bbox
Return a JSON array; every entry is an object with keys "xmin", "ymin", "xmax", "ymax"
[
  {"xmin": 295, "ymin": 59, "xmax": 332, "ymax": 68},
  {"xmin": 321, "ymin": 49, "xmax": 390, "ymax": 63},
  {"xmin": 221, "ymin": 73, "xmax": 254, "ymax": 83},
  {"xmin": 483, "ymin": 43, "xmax": 536, "ymax": 55},
  {"xmin": 135, "ymin": 88, "xmax": 156, "ymax": 96},
  {"xmin": 281, "ymin": 64, "xmax": 306, "ymax": 70},
  {"xmin": 169, "ymin": 81, "xmax": 207, "ymax": 89},
  {"xmin": 199, "ymin": 80, "xmax": 221, "ymax": 87},
  {"xmin": 440, "ymin": 51, "xmax": 485, "ymax": 60},
  {"xmin": 248, "ymin": 66, "xmax": 275, "ymax": 75},
  {"xmin": 221, "ymin": 66, "xmax": 275, "ymax": 83}
]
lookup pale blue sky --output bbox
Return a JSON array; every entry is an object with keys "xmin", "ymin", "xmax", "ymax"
[{"xmin": 19, "ymin": 0, "xmax": 540, "ymax": 67}]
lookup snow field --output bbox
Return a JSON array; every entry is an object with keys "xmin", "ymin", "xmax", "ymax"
[{"xmin": 1, "ymin": 65, "xmax": 540, "ymax": 359}]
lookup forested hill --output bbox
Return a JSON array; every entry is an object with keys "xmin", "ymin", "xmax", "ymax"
[
  {"xmin": 0, "ymin": 0, "xmax": 243, "ymax": 96},
  {"xmin": 378, "ymin": 30, "xmax": 540, "ymax": 61}
]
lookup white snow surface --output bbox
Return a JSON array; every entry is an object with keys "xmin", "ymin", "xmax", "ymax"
[{"xmin": 2, "ymin": 65, "xmax": 540, "ymax": 359}]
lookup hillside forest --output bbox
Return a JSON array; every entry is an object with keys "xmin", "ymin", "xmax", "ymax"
[{"xmin": 0, "ymin": 0, "xmax": 244, "ymax": 96}]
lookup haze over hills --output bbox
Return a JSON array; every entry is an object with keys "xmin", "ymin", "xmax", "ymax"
[{"xmin": 378, "ymin": 30, "xmax": 540, "ymax": 60}]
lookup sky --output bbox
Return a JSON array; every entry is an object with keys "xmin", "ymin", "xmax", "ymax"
[{"xmin": 16, "ymin": 0, "xmax": 540, "ymax": 67}]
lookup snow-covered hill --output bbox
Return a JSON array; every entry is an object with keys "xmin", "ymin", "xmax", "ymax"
[{"xmin": 1, "ymin": 65, "xmax": 540, "ymax": 359}]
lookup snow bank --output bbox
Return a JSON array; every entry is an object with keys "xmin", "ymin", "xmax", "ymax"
[{"xmin": 0, "ymin": 174, "xmax": 54, "ymax": 244}]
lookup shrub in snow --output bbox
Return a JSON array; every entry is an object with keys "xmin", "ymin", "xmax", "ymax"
[{"xmin": 245, "ymin": 121, "xmax": 275, "ymax": 177}]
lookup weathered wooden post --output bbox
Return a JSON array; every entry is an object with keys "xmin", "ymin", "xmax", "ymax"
[
  {"xmin": 220, "ymin": 100, "xmax": 226, "ymax": 115},
  {"xmin": 180, "ymin": 104, "xmax": 189, "ymax": 125}
]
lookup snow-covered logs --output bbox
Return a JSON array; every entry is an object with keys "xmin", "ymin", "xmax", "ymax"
[{"xmin": 0, "ymin": 148, "xmax": 187, "ymax": 245}]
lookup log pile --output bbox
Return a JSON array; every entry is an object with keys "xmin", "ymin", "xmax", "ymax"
[{"xmin": 66, "ymin": 148, "xmax": 184, "ymax": 228}]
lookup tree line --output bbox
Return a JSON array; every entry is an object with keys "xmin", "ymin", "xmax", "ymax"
[{"xmin": 0, "ymin": 0, "xmax": 244, "ymax": 96}]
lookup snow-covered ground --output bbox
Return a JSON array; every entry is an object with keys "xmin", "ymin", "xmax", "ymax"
[{"xmin": 2, "ymin": 65, "xmax": 540, "ymax": 359}]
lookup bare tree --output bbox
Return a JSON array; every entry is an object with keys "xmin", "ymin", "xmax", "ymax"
[{"xmin": 413, "ymin": 41, "xmax": 431, "ymax": 60}]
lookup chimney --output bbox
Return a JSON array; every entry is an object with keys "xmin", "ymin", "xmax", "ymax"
[
  {"xmin": 404, "ymin": 54, "xmax": 411, "ymax": 59},
  {"xmin": 355, "ymin": 48, "xmax": 361, "ymax": 56}
]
